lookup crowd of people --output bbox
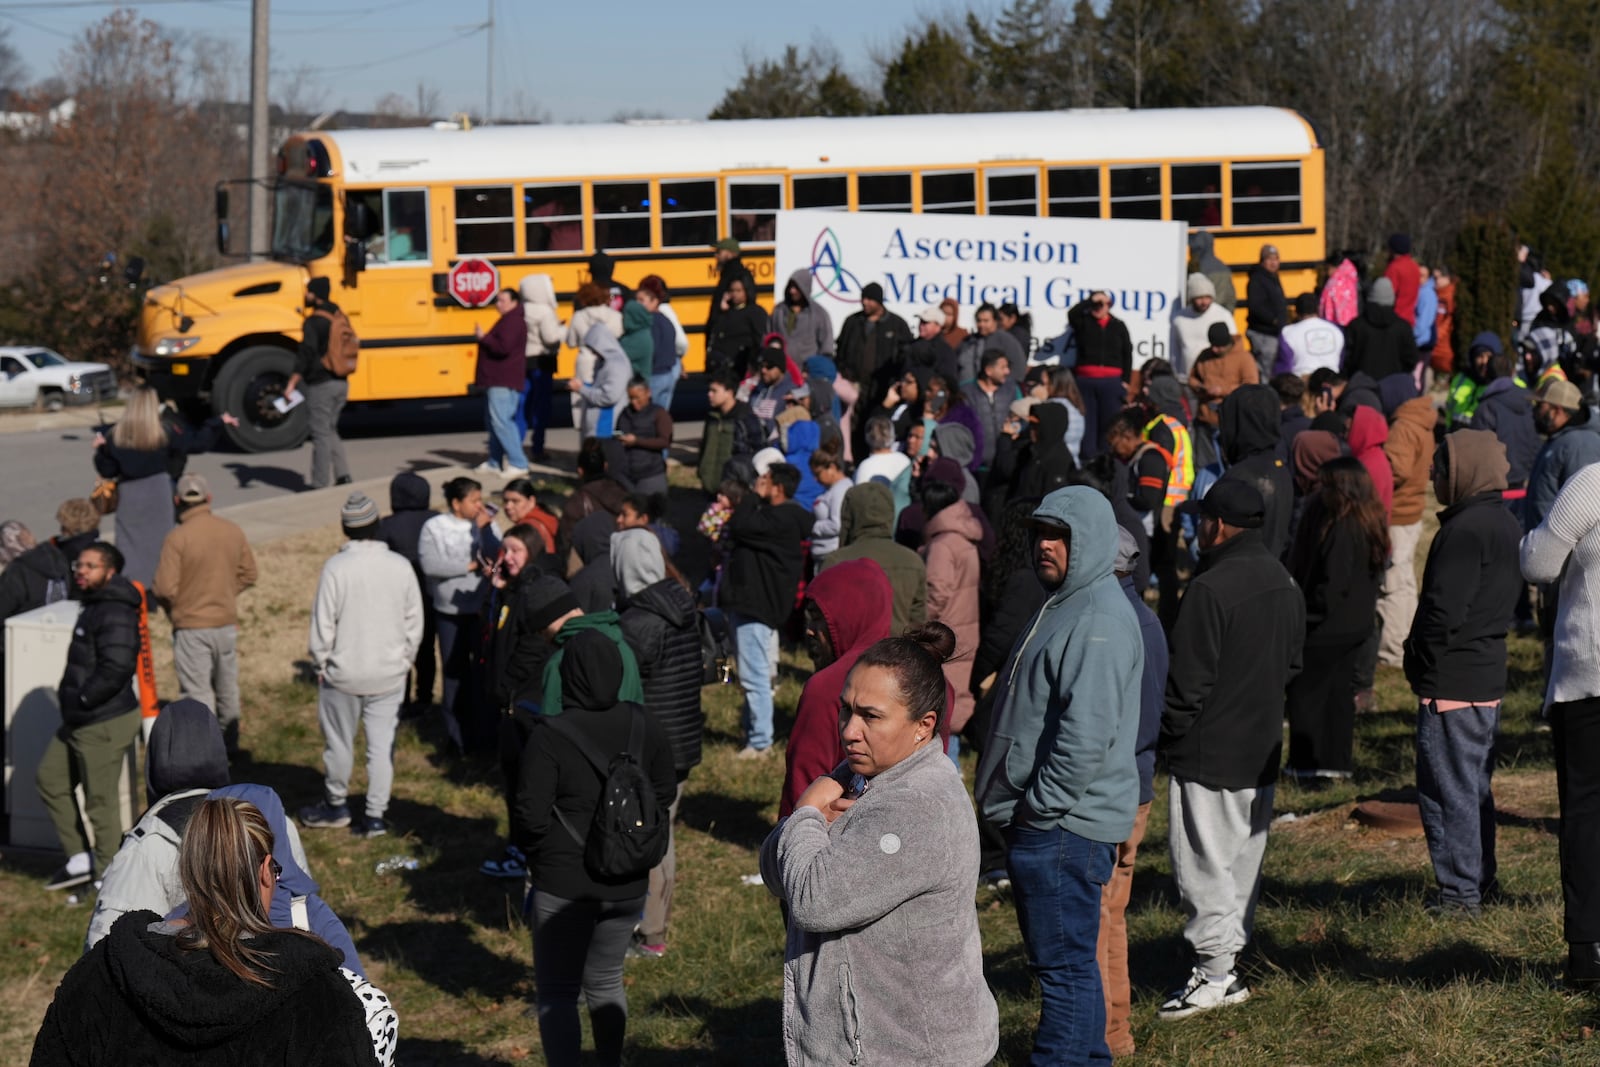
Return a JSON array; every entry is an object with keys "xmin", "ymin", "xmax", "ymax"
[{"xmin": 7, "ymin": 228, "xmax": 1600, "ymax": 1065}]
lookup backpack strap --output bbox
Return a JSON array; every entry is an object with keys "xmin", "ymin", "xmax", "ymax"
[
  {"xmin": 290, "ymin": 894, "xmax": 310, "ymax": 931},
  {"xmin": 541, "ymin": 711, "xmax": 630, "ymax": 849}
]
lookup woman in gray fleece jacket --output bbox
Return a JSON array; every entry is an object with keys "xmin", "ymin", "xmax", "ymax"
[{"xmin": 760, "ymin": 623, "xmax": 998, "ymax": 1067}]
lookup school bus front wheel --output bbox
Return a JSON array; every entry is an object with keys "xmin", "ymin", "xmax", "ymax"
[{"xmin": 213, "ymin": 344, "xmax": 309, "ymax": 453}]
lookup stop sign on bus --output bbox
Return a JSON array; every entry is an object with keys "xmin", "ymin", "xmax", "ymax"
[{"xmin": 447, "ymin": 258, "xmax": 500, "ymax": 308}]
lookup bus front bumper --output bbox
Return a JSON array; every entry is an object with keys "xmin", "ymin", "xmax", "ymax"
[{"xmin": 132, "ymin": 348, "xmax": 208, "ymax": 399}]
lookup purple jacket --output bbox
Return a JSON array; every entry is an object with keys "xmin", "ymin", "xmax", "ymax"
[{"xmin": 476, "ymin": 309, "xmax": 528, "ymax": 390}]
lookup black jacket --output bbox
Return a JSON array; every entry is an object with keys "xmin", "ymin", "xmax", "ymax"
[
  {"xmin": 1403, "ymin": 493, "xmax": 1523, "ymax": 701},
  {"xmin": 30, "ymin": 911, "xmax": 379, "ymax": 1067},
  {"xmin": 973, "ymin": 568, "xmax": 1046, "ymax": 693},
  {"xmin": 1162, "ymin": 531, "xmax": 1305, "ymax": 790},
  {"xmin": 619, "ymin": 578, "xmax": 704, "ymax": 776},
  {"xmin": 706, "ymin": 302, "xmax": 769, "ymax": 379},
  {"xmin": 59, "ymin": 574, "xmax": 142, "ymax": 728},
  {"xmin": 568, "ymin": 512, "xmax": 615, "ymax": 615},
  {"xmin": 486, "ymin": 572, "xmax": 556, "ymax": 710},
  {"xmin": 707, "ymin": 256, "xmax": 757, "ymax": 335},
  {"xmin": 1290, "ymin": 513, "xmax": 1382, "ymax": 647},
  {"xmin": 835, "ymin": 309, "xmax": 913, "ymax": 396},
  {"xmin": 378, "ymin": 472, "xmax": 433, "ymax": 565},
  {"xmin": 93, "ymin": 415, "xmax": 227, "ymax": 482},
  {"xmin": 1067, "ymin": 300, "xmax": 1133, "ymax": 379},
  {"xmin": 721, "ymin": 495, "xmax": 813, "ymax": 629},
  {"xmin": 294, "ymin": 299, "xmax": 340, "ymax": 385},
  {"xmin": 904, "ymin": 336, "xmax": 958, "ymax": 385},
  {"xmin": 1470, "ymin": 380, "xmax": 1539, "ymax": 487},
  {"xmin": 1246, "ymin": 265, "xmax": 1287, "ymax": 336},
  {"xmin": 1277, "ymin": 406, "xmax": 1311, "ymax": 463},
  {"xmin": 1217, "ymin": 386, "xmax": 1296, "ymax": 558},
  {"xmin": 1013, "ymin": 402, "xmax": 1078, "ymax": 500},
  {"xmin": 0, "ymin": 531, "xmax": 96, "ymax": 622},
  {"xmin": 1343, "ymin": 304, "xmax": 1419, "ymax": 381}
]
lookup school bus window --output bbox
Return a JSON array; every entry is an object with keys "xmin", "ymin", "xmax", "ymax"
[
  {"xmin": 455, "ymin": 186, "xmax": 515, "ymax": 256},
  {"xmin": 859, "ymin": 172, "xmax": 912, "ymax": 212},
  {"xmin": 660, "ymin": 179, "xmax": 718, "ymax": 248},
  {"xmin": 1231, "ymin": 162, "xmax": 1301, "ymax": 225},
  {"xmin": 593, "ymin": 181, "xmax": 650, "ymax": 250},
  {"xmin": 1109, "ymin": 166, "xmax": 1161, "ymax": 220},
  {"xmin": 524, "ymin": 183, "xmax": 582, "ymax": 253},
  {"xmin": 1046, "ymin": 167, "xmax": 1098, "ymax": 218},
  {"xmin": 922, "ymin": 171, "xmax": 976, "ymax": 214},
  {"xmin": 792, "ymin": 174, "xmax": 847, "ymax": 210},
  {"xmin": 729, "ymin": 179, "xmax": 781, "ymax": 243},
  {"xmin": 1171, "ymin": 164, "xmax": 1223, "ymax": 228},
  {"xmin": 986, "ymin": 170, "xmax": 1038, "ymax": 216},
  {"xmin": 272, "ymin": 182, "xmax": 334, "ymax": 261}
]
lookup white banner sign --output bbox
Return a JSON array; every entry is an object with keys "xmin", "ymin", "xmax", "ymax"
[{"xmin": 775, "ymin": 209, "xmax": 1188, "ymax": 365}]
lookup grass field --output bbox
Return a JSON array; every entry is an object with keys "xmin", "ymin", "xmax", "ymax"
[{"xmin": 2, "ymin": 493, "xmax": 1597, "ymax": 1065}]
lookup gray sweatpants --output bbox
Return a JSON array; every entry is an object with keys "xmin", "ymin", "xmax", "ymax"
[
  {"xmin": 173, "ymin": 626, "xmax": 240, "ymax": 750},
  {"xmin": 639, "ymin": 782, "xmax": 685, "ymax": 944},
  {"xmin": 318, "ymin": 683, "xmax": 402, "ymax": 818},
  {"xmin": 306, "ymin": 378, "xmax": 350, "ymax": 488},
  {"xmin": 1169, "ymin": 776, "xmax": 1275, "ymax": 976}
]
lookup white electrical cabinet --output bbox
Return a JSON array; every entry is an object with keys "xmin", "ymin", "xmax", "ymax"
[{"xmin": 5, "ymin": 602, "xmax": 137, "ymax": 851}]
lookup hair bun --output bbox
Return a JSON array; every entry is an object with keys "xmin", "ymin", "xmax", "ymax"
[{"xmin": 903, "ymin": 621, "xmax": 956, "ymax": 664}]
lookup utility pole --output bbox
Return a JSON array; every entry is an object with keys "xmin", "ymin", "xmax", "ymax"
[
  {"xmin": 484, "ymin": 0, "xmax": 494, "ymax": 125},
  {"xmin": 248, "ymin": 0, "xmax": 271, "ymax": 259}
]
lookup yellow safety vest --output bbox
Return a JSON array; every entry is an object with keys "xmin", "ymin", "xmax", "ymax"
[{"xmin": 1144, "ymin": 414, "xmax": 1194, "ymax": 507}]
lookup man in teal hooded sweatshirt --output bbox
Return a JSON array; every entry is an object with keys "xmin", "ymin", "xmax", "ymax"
[{"xmin": 975, "ymin": 485, "xmax": 1143, "ymax": 1065}]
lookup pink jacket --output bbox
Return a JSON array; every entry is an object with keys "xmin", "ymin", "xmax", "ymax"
[
  {"xmin": 1321, "ymin": 259, "xmax": 1360, "ymax": 327},
  {"xmin": 922, "ymin": 504, "xmax": 983, "ymax": 732}
]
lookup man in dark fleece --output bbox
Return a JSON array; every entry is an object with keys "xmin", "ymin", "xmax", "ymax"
[
  {"xmin": 818, "ymin": 481, "xmax": 927, "ymax": 638},
  {"xmin": 1343, "ymin": 277, "xmax": 1419, "ymax": 381},
  {"xmin": 1469, "ymin": 350, "xmax": 1540, "ymax": 490},
  {"xmin": 379, "ymin": 471, "xmax": 437, "ymax": 715},
  {"xmin": 1214, "ymin": 385, "xmax": 1295, "ymax": 558},
  {"xmin": 1404, "ymin": 429, "xmax": 1522, "ymax": 917}
]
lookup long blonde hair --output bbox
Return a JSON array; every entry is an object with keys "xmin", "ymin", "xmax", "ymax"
[
  {"xmin": 111, "ymin": 386, "xmax": 169, "ymax": 452},
  {"xmin": 175, "ymin": 798, "xmax": 294, "ymax": 987}
]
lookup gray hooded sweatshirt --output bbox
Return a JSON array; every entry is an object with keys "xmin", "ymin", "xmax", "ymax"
[
  {"xmin": 760, "ymin": 740, "xmax": 999, "ymax": 1066},
  {"xmin": 769, "ymin": 268, "xmax": 836, "ymax": 361},
  {"xmin": 576, "ymin": 322, "xmax": 632, "ymax": 438}
]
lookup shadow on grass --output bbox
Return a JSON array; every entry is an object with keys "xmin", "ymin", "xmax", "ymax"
[
  {"xmin": 396, "ymin": 1037, "xmax": 508, "ymax": 1066},
  {"xmin": 678, "ymin": 792, "xmax": 774, "ymax": 852},
  {"xmin": 361, "ymin": 918, "xmax": 526, "ymax": 1000},
  {"xmin": 1252, "ymin": 926, "xmax": 1562, "ymax": 988},
  {"xmin": 627, "ymin": 993, "xmax": 782, "ymax": 1066}
]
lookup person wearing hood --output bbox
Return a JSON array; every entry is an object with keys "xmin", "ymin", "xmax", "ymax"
[
  {"xmin": 379, "ymin": 472, "xmax": 438, "ymax": 716},
  {"xmin": 1346, "ymin": 404, "xmax": 1395, "ymax": 521},
  {"xmin": 779, "ymin": 412, "xmax": 823, "ymax": 509},
  {"xmin": 565, "ymin": 283, "xmax": 624, "ymax": 431},
  {"xmin": 85, "ymin": 699, "xmax": 231, "ymax": 949},
  {"xmin": 801, "ymin": 354, "xmax": 844, "ymax": 447},
  {"xmin": 940, "ymin": 297, "xmax": 969, "ymax": 350},
  {"xmin": 1446, "ymin": 332, "xmax": 1502, "ymax": 428},
  {"xmin": 519, "ymin": 273, "xmax": 566, "ymax": 461},
  {"xmin": 1189, "ymin": 231, "xmax": 1237, "ymax": 312},
  {"xmin": 1170, "ymin": 273, "xmax": 1236, "ymax": 379},
  {"xmin": 1343, "ymin": 278, "xmax": 1420, "ymax": 382},
  {"xmin": 770, "ymin": 268, "xmax": 835, "ymax": 362},
  {"xmin": 895, "ymin": 456, "xmax": 996, "ymax": 560},
  {"xmin": 974, "ymin": 487, "xmax": 1143, "ymax": 1062},
  {"xmin": 1378, "ymin": 379, "xmax": 1439, "ymax": 668},
  {"xmin": 1099, "ymin": 527, "xmax": 1168, "ymax": 1058},
  {"xmin": 1214, "ymin": 385, "xmax": 1296, "ymax": 558},
  {"xmin": 1330, "ymin": 369, "xmax": 1384, "ymax": 419},
  {"xmin": 515, "ymin": 630, "xmax": 676, "ymax": 1067},
  {"xmin": 1382, "ymin": 233, "xmax": 1420, "ymax": 327},
  {"xmin": 1189, "ymin": 321, "xmax": 1259, "ymax": 431},
  {"xmin": 1159, "ymin": 480, "xmax": 1304, "ymax": 1021},
  {"xmin": 34, "ymin": 797, "xmax": 392, "ymax": 1067},
  {"xmin": 821, "ymin": 481, "xmax": 927, "ymax": 638},
  {"xmin": 1405, "ymin": 430, "xmax": 1521, "ymax": 918},
  {"xmin": 37, "ymin": 541, "xmax": 144, "ymax": 891},
  {"xmin": 707, "ymin": 276, "xmax": 769, "ymax": 381},
  {"xmin": 707, "ymin": 236, "xmax": 757, "ymax": 339},
  {"xmin": 1245, "ymin": 245, "xmax": 1288, "ymax": 379},
  {"xmin": 0, "ymin": 497, "xmax": 100, "ymax": 689},
  {"xmin": 475, "ymin": 287, "xmax": 532, "ymax": 477},
  {"xmin": 926, "ymin": 377, "xmax": 984, "ymax": 474},
  {"xmin": 1320, "ymin": 252, "xmax": 1360, "ymax": 327},
  {"xmin": 930, "ymin": 421, "xmax": 982, "ymax": 502},
  {"xmin": 1288, "ymin": 429, "xmax": 1345, "ymax": 550},
  {"xmin": 569, "ymin": 321, "xmax": 633, "ymax": 439},
  {"xmin": 1521, "ymin": 462, "xmax": 1600, "ymax": 982},
  {"xmin": 301, "ymin": 493, "xmax": 423, "ymax": 837},
  {"xmin": 782, "ymin": 559, "xmax": 893, "ymax": 815},
  {"xmin": 635, "ymin": 274, "xmax": 687, "ymax": 416},
  {"xmin": 613, "ymin": 530, "xmax": 702, "ymax": 959},
  {"xmin": 918, "ymin": 480, "xmax": 983, "ymax": 751},
  {"xmin": 723, "ymin": 462, "xmax": 813, "ymax": 756},
  {"xmin": 1469, "ymin": 349, "xmax": 1539, "ymax": 491},
  {"xmin": 617, "ymin": 299, "xmax": 655, "ymax": 381},
  {"xmin": 1006, "ymin": 399, "xmax": 1077, "ymax": 503}
]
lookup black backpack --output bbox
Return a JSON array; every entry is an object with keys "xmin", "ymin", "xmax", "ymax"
[
  {"xmin": 698, "ymin": 606, "xmax": 735, "ymax": 685},
  {"xmin": 545, "ymin": 708, "xmax": 668, "ymax": 880}
]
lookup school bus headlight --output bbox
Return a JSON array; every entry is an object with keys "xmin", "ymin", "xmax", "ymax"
[{"xmin": 152, "ymin": 336, "xmax": 201, "ymax": 357}]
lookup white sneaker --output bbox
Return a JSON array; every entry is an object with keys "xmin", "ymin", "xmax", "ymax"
[
  {"xmin": 473, "ymin": 461, "xmax": 501, "ymax": 475},
  {"xmin": 501, "ymin": 466, "xmax": 530, "ymax": 479},
  {"xmin": 1158, "ymin": 966, "xmax": 1250, "ymax": 1020}
]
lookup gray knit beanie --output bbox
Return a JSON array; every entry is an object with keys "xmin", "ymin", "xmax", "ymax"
[{"xmin": 341, "ymin": 491, "xmax": 379, "ymax": 530}]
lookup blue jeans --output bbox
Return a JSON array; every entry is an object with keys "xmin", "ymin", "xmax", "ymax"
[
  {"xmin": 528, "ymin": 363, "xmax": 555, "ymax": 457},
  {"xmin": 730, "ymin": 612, "xmax": 775, "ymax": 750},
  {"xmin": 649, "ymin": 364, "xmax": 681, "ymax": 419},
  {"xmin": 512, "ymin": 378, "xmax": 532, "ymax": 448},
  {"xmin": 1074, "ymin": 374, "xmax": 1125, "ymax": 463},
  {"xmin": 1415, "ymin": 700, "xmax": 1498, "ymax": 906},
  {"xmin": 486, "ymin": 386, "xmax": 529, "ymax": 470},
  {"xmin": 1007, "ymin": 825, "xmax": 1115, "ymax": 1065}
]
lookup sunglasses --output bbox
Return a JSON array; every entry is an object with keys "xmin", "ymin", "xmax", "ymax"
[{"xmin": 269, "ymin": 858, "xmax": 283, "ymax": 882}]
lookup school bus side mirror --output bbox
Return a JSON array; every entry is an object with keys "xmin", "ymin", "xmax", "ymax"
[
  {"xmin": 346, "ymin": 200, "xmax": 378, "ymax": 241},
  {"xmin": 216, "ymin": 220, "xmax": 230, "ymax": 256},
  {"xmin": 345, "ymin": 239, "xmax": 367, "ymax": 278},
  {"xmin": 215, "ymin": 186, "xmax": 229, "ymax": 221}
]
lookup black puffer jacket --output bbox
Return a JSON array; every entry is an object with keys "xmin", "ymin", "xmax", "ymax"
[
  {"xmin": 1217, "ymin": 385, "xmax": 1295, "ymax": 559},
  {"xmin": 721, "ymin": 496, "xmax": 813, "ymax": 629},
  {"xmin": 619, "ymin": 578, "xmax": 704, "ymax": 776},
  {"xmin": 378, "ymin": 472, "xmax": 433, "ymax": 566},
  {"xmin": 59, "ymin": 574, "xmax": 142, "ymax": 728},
  {"xmin": 31, "ymin": 911, "xmax": 380, "ymax": 1067}
]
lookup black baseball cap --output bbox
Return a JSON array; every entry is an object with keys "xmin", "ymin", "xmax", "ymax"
[{"xmin": 1177, "ymin": 479, "xmax": 1264, "ymax": 528}]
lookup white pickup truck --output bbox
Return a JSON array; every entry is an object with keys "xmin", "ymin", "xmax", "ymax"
[{"xmin": 0, "ymin": 346, "xmax": 118, "ymax": 410}]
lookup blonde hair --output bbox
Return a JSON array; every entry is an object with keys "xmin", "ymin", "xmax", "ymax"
[
  {"xmin": 176, "ymin": 798, "xmax": 300, "ymax": 987},
  {"xmin": 111, "ymin": 386, "xmax": 169, "ymax": 452}
]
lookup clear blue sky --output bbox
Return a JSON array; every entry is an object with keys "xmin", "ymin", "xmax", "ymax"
[{"xmin": 0, "ymin": 0, "xmax": 933, "ymax": 121}]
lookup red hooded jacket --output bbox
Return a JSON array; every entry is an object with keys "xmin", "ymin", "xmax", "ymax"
[{"xmin": 1348, "ymin": 405, "xmax": 1395, "ymax": 520}]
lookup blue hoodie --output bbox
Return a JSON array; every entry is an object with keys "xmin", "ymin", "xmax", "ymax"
[
  {"xmin": 783, "ymin": 419, "xmax": 822, "ymax": 509},
  {"xmin": 974, "ymin": 487, "xmax": 1144, "ymax": 843}
]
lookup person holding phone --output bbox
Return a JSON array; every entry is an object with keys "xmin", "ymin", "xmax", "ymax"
[
  {"xmin": 417, "ymin": 477, "xmax": 500, "ymax": 753},
  {"xmin": 760, "ymin": 622, "xmax": 998, "ymax": 1067}
]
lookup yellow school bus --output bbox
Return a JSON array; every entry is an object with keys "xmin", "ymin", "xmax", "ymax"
[{"xmin": 133, "ymin": 106, "xmax": 1323, "ymax": 451}]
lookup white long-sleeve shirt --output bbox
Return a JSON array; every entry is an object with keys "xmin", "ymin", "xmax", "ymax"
[
  {"xmin": 1521, "ymin": 461, "xmax": 1600, "ymax": 706},
  {"xmin": 309, "ymin": 540, "xmax": 423, "ymax": 696}
]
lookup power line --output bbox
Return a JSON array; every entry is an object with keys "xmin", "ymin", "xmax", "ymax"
[
  {"xmin": 0, "ymin": 9, "xmax": 75, "ymax": 38},
  {"xmin": 339, "ymin": 25, "xmax": 478, "ymax": 73}
]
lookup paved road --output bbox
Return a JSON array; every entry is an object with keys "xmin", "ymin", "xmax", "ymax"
[{"xmin": 0, "ymin": 398, "xmax": 704, "ymax": 543}]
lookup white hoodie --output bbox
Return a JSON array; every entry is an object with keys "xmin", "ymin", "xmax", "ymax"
[{"xmin": 519, "ymin": 274, "xmax": 565, "ymax": 357}]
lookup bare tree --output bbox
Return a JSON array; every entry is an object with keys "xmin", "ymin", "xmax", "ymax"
[{"xmin": 0, "ymin": 24, "xmax": 25, "ymax": 93}]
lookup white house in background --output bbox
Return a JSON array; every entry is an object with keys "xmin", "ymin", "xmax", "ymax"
[{"xmin": 0, "ymin": 95, "xmax": 76, "ymax": 137}]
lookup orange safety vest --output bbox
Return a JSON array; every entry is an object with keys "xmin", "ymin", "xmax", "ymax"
[
  {"xmin": 131, "ymin": 580, "xmax": 159, "ymax": 720},
  {"xmin": 1143, "ymin": 414, "xmax": 1194, "ymax": 507}
]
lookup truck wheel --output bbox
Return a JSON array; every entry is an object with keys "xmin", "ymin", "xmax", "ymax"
[
  {"xmin": 212, "ymin": 345, "xmax": 308, "ymax": 452},
  {"xmin": 39, "ymin": 389, "xmax": 64, "ymax": 413}
]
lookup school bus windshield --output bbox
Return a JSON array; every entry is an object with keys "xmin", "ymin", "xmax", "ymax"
[{"xmin": 271, "ymin": 182, "xmax": 334, "ymax": 263}]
